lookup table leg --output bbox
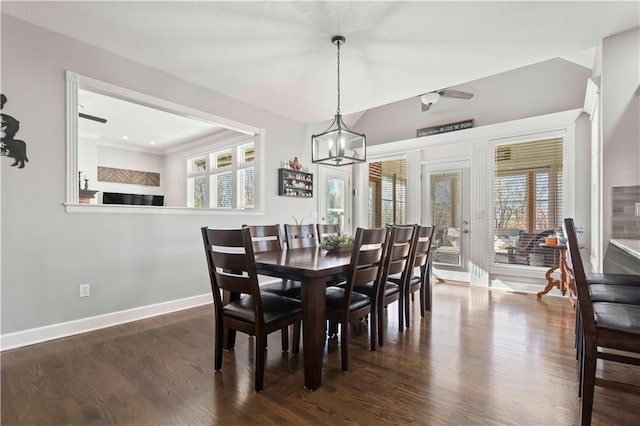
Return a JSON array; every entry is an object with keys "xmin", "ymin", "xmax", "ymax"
[
  {"xmin": 537, "ymin": 261, "xmax": 560, "ymax": 299},
  {"xmin": 560, "ymin": 251, "xmax": 575, "ymax": 307},
  {"xmin": 301, "ymin": 277, "xmax": 326, "ymax": 390}
]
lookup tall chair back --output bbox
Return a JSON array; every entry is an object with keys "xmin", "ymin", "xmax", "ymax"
[
  {"xmin": 326, "ymin": 227, "xmax": 387, "ymax": 369},
  {"xmin": 201, "ymin": 227, "xmax": 262, "ymax": 321},
  {"xmin": 285, "ymin": 224, "xmax": 319, "ymax": 249},
  {"xmin": 564, "ymin": 217, "xmax": 640, "ymax": 425},
  {"xmin": 412, "ymin": 225, "xmax": 436, "ymax": 313},
  {"xmin": 376, "ymin": 225, "xmax": 416, "ymax": 342},
  {"xmin": 317, "ymin": 223, "xmax": 341, "ymax": 242},
  {"xmin": 201, "ymin": 226, "xmax": 302, "ymax": 392},
  {"xmin": 244, "ymin": 224, "xmax": 283, "ymax": 253}
]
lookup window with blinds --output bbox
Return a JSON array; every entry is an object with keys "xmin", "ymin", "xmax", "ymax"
[
  {"xmin": 368, "ymin": 159, "xmax": 407, "ymax": 227},
  {"xmin": 493, "ymin": 137, "xmax": 563, "ymax": 268}
]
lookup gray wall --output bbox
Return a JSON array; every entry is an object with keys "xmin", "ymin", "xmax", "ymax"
[
  {"xmin": 353, "ymin": 58, "xmax": 592, "ymax": 146},
  {"xmin": 1, "ymin": 16, "xmax": 315, "ymax": 334},
  {"xmin": 601, "ymin": 27, "xmax": 640, "ymax": 267}
]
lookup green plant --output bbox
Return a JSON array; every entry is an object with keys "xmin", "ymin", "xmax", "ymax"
[{"xmin": 319, "ymin": 234, "xmax": 354, "ymax": 251}]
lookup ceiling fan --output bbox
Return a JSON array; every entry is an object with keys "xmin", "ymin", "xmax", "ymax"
[{"xmin": 420, "ymin": 89, "xmax": 474, "ymax": 112}]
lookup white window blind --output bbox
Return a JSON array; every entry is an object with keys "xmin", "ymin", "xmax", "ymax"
[{"xmin": 493, "ymin": 137, "xmax": 563, "ymax": 268}]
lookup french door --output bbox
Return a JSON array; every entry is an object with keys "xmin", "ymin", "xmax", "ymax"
[
  {"xmin": 317, "ymin": 166, "xmax": 352, "ymax": 235},
  {"xmin": 422, "ymin": 162, "xmax": 471, "ymax": 281}
]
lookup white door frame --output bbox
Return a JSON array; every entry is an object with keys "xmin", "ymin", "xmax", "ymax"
[
  {"xmin": 422, "ymin": 160, "xmax": 471, "ymax": 283},
  {"xmin": 317, "ymin": 165, "xmax": 352, "ymax": 235}
]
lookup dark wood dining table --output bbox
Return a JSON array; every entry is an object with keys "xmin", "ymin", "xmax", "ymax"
[{"xmin": 254, "ymin": 246, "xmax": 352, "ymax": 390}]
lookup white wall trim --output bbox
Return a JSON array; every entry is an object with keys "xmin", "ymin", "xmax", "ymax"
[
  {"xmin": 64, "ymin": 203, "xmax": 265, "ymax": 215},
  {"xmin": 1, "ymin": 293, "xmax": 212, "ymax": 351}
]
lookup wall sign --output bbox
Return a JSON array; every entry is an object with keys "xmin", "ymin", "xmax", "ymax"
[
  {"xmin": 417, "ymin": 119, "xmax": 474, "ymax": 138},
  {"xmin": 0, "ymin": 93, "xmax": 29, "ymax": 168}
]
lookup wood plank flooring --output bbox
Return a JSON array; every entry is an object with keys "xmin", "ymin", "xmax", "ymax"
[{"xmin": 2, "ymin": 282, "xmax": 639, "ymax": 425}]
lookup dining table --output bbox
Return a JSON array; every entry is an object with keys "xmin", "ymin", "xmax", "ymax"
[{"xmin": 254, "ymin": 246, "xmax": 352, "ymax": 390}]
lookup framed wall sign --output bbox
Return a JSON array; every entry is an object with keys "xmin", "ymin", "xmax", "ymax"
[{"xmin": 417, "ymin": 119, "xmax": 474, "ymax": 138}]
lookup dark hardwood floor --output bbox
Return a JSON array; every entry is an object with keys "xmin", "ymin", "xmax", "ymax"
[{"xmin": 2, "ymin": 282, "xmax": 639, "ymax": 425}]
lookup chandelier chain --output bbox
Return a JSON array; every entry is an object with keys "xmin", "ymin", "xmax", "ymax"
[{"xmin": 336, "ymin": 39, "xmax": 341, "ymax": 115}]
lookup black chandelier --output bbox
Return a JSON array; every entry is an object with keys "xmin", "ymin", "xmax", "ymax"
[{"xmin": 311, "ymin": 35, "xmax": 366, "ymax": 166}]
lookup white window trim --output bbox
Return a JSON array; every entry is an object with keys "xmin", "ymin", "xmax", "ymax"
[
  {"xmin": 64, "ymin": 70, "xmax": 265, "ymax": 215},
  {"xmin": 185, "ymin": 139, "xmax": 256, "ymax": 210}
]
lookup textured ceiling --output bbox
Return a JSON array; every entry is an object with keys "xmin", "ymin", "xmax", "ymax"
[{"xmin": 2, "ymin": 1, "xmax": 639, "ymax": 123}]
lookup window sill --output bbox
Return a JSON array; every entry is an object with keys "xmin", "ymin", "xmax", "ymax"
[{"xmin": 64, "ymin": 203, "xmax": 265, "ymax": 215}]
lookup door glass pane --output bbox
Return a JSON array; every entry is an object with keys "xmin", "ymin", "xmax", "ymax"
[
  {"xmin": 326, "ymin": 178, "xmax": 345, "ymax": 231},
  {"xmin": 431, "ymin": 171, "xmax": 461, "ymax": 266}
]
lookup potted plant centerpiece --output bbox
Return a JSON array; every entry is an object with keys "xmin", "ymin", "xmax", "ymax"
[{"xmin": 320, "ymin": 234, "xmax": 354, "ymax": 254}]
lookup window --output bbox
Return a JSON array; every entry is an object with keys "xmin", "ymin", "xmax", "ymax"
[
  {"xmin": 368, "ymin": 158, "xmax": 407, "ymax": 227},
  {"xmin": 493, "ymin": 137, "xmax": 563, "ymax": 267},
  {"xmin": 187, "ymin": 141, "xmax": 255, "ymax": 209}
]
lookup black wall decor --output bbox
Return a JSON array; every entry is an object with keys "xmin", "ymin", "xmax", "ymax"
[{"xmin": 1, "ymin": 93, "xmax": 29, "ymax": 168}]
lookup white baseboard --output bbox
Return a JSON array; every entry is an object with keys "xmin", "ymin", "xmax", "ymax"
[{"xmin": 0, "ymin": 293, "xmax": 212, "ymax": 351}]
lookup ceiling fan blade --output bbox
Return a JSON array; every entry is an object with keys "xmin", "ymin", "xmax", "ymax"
[
  {"xmin": 438, "ymin": 89, "xmax": 474, "ymax": 99},
  {"xmin": 79, "ymin": 112, "xmax": 107, "ymax": 123},
  {"xmin": 421, "ymin": 102, "xmax": 432, "ymax": 112}
]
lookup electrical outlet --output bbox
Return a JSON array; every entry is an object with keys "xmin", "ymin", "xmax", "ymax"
[{"xmin": 79, "ymin": 284, "xmax": 90, "ymax": 298}]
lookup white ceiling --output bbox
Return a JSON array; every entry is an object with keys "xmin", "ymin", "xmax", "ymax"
[
  {"xmin": 78, "ymin": 89, "xmax": 222, "ymax": 153},
  {"xmin": 2, "ymin": 1, "xmax": 639, "ymax": 124}
]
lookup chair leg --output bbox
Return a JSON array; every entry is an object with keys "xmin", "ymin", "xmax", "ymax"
[
  {"xmin": 292, "ymin": 321, "xmax": 301, "ymax": 355},
  {"xmin": 404, "ymin": 291, "xmax": 412, "ymax": 329},
  {"xmin": 215, "ymin": 315, "xmax": 224, "ymax": 371},
  {"xmin": 340, "ymin": 320, "xmax": 350, "ymax": 372},
  {"xmin": 580, "ymin": 348, "xmax": 597, "ymax": 426},
  {"xmin": 328, "ymin": 320, "xmax": 338, "ymax": 338},
  {"xmin": 425, "ymin": 264, "xmax": 433, "ymax": 311},
  {"xmin": 419, "ymin": 284, "xmax": 426, "ymax": 318},
  {"xmin": 255, "ymin": 334, "xmax": 267, "ymax": 393},
  {"xmin": 378, "ymin": 303, "xmax": 385, "ymax": 347},
  {"xmin": 281, "ymin": 326, "xmax": 289, "ymax": 352},
  {"xmin": 398, "ymin": 294, "xmax": 405, "ymax": 333},
  {"xmin": 370, "ymin": 308, "xmax": 377, "ymax": 351},
  {"xmin": 223, "ymin": 327, "xmax": 237, "ymax": 350}
]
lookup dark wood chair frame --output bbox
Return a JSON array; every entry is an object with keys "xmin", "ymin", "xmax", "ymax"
[
  {"xmin": 201, "ymin": 226, "xmax": 302, "ymax": 392},
  {"xmin": 244, "ymin": 224, "xmax": 302, "ymax": 346},
  {"xmin": 317, "ymin": 223, "xmax": 341, "ymax": 243},
  {"xmin": 564, "ymin": 218, "xmax": 640, "ymax": 425},
  {"xmin": 326, "ymin": 227, "xmax": 388, "ymax": 371},
  {"xmin": 284, "ymin": 223, "xmax": 319, "ymax": 249},
  {"xmin": 375, "ymin": 225, "xmax": 417, "ymax": 345},
  {"xmin": 403, "ymin": 225, "xmax": 435, "ymax": 324}
]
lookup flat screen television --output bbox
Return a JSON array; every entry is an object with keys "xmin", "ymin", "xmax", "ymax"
[{"xmin": 102, "ymin": 192, "xmax": 164, "ymax": 206}]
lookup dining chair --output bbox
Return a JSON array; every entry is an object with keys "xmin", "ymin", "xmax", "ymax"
[
  {"xmin": 244, "ymin": 224, "xmax": 302, "ymax": 299},
  {"xmin": 201, "ymin": 226, "xmax": 302, "ymax": 392},
  {"xmin": 317, "ymin": 223, "xmax": 341, "ymax": 243},
  {"xmin": 325, "ymin": 227, "xmax": 388, "ymax": 370},
  {"xmin": 564, "ymin": 218, "xmax": 640, "ymax": 425},
  {"xmin": 245, "ymin": 224, "xmax": 303, "ymax": 351},
  {"xmin": 389, "ymin": 225, "xmax": 435, "ymax": 327},
  {"xmin": 284, "ymin": 223, "xmax": 319, "ymax": 249},
  {"xmin": 371, "ymin": 225, "xmax": 417, "ymax": 345}
]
